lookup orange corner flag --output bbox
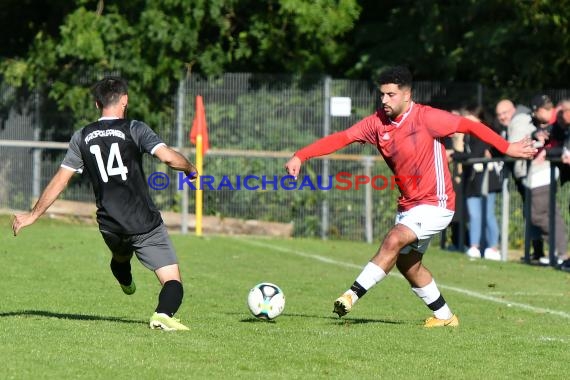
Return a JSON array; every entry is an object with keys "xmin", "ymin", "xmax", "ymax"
[
  {"xmin": 190, "ymin": 95, "xmax": 210, "ymax": 155},
  {"xmin": 189, "ymin": 95, "xmax": 208, "ymax": 237}
]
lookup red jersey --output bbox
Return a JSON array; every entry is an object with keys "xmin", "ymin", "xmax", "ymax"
[{"xmin": 295, "ymin": 102, "xmax": 509, "ymax": 212}]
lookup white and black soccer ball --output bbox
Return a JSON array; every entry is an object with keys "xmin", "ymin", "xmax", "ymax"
[{"xmin": 247, "ymin": 282, "xmax": 285, "ymax": 320}]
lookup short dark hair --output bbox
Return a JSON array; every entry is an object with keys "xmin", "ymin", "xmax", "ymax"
[
  {"xmin": 91, "ymin": 76, "xmax": 128, "ymax": 108},
  {"xmin": 462, "ymin": 104, "xmax": 492, "ymax": 127},
  {"xmin": 530, "ymin": 94, "xmax": 553, "ymax": 112},
  {"xmin": 377, "ymin": 66, "xmax": 413, "ymax": 89}
]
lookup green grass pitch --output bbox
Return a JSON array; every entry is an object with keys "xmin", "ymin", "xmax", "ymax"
[{"xmin": 1, "ymin": 216, "xmax": 569, "ymax": 379}]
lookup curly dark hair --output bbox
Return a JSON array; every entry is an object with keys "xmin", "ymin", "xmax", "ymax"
[{"xmin": 377, "ymin": 66, "xmax": 413, "ymax": 89}]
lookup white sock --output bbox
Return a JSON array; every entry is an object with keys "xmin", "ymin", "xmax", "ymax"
[
  {"xmin": 346, "ymin": 262, "xmax": 387, "ymax": 302},
  {"xmin": 355, "ymin": 262, "xmax": 387, "ymax": 289},
  {"xmin": 411, "ymin": 279, "xmax": 453, "ymax": 320}
]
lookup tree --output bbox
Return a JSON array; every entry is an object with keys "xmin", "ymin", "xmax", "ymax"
[
  {"xmin": 0, "ymin": 0, "xmax": 74, "ymax": 59},
  {"xmin": 0, "ymin": 0, "xmax": 360, "ymax": 131},
  {"xmin": 3, "ymin": 0, "xmax": 570, "ymax": 133},
  {"xmin": 346, "ymin": 0, "xmax": 570, "ymax": 90}
]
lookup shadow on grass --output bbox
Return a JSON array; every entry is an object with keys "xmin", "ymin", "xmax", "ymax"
[
  {"xmin": 0, "ymin": 310, "xmax": 146, "ymax": 325},
  {"xmin": 332, "ymin": 317, "xmax": 409, "ymax": 325},
  {"xmin": 240, "ymin": 317, "xmax": 278, "ymax": 323},
  {"xmin": 237, "ymin": 312, "xmax": 411, "ymax": 325},
  {"xmin": 236, "ymin": 311, "xmax": 334, "ymax": 323}
]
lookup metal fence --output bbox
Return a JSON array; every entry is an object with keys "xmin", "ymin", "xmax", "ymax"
[{"xmin": 1, "ymin": 73, "xmax": 570, "ymax": 248}]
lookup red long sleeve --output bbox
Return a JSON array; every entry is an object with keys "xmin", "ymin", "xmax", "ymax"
[
  {"xmin": 456, "ymin": 118, "xmax": 509, "ymax": 154},
  {"xmin": 295, "ymin": 131, "xmax": 353, "ymax": 162}
]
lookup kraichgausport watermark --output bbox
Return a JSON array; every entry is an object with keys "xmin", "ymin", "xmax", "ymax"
[{"xmin": 147, "ymin": 172, "xmax": 421, "ymax": 191}]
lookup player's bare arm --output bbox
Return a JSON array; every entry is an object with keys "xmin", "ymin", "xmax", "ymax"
[
  {"xmin": 12, "ymin": 167, "xmax": 75, "ymax": 236},
  {"xmin": 154, "ymin": 145, "xmax": 198, "ymax": 180}
]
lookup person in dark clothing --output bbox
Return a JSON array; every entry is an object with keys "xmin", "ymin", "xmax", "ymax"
[
  {"xmin": 537, "ymin": 98, "xmax": 570, "ymax": 272},
  {"xmin": 453, "ymin": 106, "xmax": 502, "ymax": 260},
  {"xmin": 12, "ymin": 77, "xmax": 198, "ymax": 330},
  {"xmin": 545, "ymin": 99, "xmax": 570, "ymax": 185},
  {"xmin": 444, "ymin": 129, "xmax": 469, "ymax": 251}
]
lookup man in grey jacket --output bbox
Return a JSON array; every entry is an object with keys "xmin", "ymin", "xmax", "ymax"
[{"xmin": 495, "ymin": 99, "xmax": 546, "ymax": 263}]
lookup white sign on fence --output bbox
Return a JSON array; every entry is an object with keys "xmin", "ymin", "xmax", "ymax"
[{"xmin": 330, "ymin": 97, "xmax": 351, "ymax": 117}]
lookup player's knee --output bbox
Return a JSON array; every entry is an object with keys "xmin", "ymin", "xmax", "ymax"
[
  {"xmin": 155, "ymin": 263, "xmax": 182, "ymax": 284},
  {"xmin": 382, "ymin": 232, "xmax": 408, "ymax": 253}
]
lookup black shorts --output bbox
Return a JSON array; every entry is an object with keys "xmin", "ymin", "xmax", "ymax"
[{"xmin": 100, "ymin": 223, "xmax": 178, "ymax": 271}]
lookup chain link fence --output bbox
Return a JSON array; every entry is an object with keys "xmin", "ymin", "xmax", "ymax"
[{"xmin": 2, "ymin": 74, "xmax": 570, "ymax": 247}]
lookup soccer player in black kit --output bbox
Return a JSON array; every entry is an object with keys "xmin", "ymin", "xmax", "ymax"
[{"xmin": 12, "ymin": 77, "xmax": 196, "ymax": 331}]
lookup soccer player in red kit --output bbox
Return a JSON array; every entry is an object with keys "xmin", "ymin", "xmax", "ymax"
[{"xmin": 285, "ymin": 66, "xmax": 537, "ymax": 327}]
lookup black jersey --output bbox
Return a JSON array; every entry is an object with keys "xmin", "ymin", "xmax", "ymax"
[{"xmin": 61, "ymin": 118, "xmax": 164, "ymax": 234}]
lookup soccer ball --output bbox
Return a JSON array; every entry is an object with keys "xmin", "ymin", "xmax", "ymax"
[{"xmin": 247, "ymin": 282, "xmax": 285, "ymax": 320}]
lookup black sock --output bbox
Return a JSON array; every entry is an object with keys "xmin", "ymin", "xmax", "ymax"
[
  {"xmin": 110, "ymin": 259, "xmax": 132, "ymax": 286},
  {"xmin": 155, "ymin": 280, "xmax": 184, "ymax": 317},
  {"xmin": 350, "ymin": 281, "xmax": 367, "ymax": 298}
]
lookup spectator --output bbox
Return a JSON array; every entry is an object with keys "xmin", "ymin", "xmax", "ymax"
[
  {"xmin": 444, "ymin": 111, "xmax": 469, "ymax": 251},
  {"xmin": 555, "ymin": 99, "xmax": 570, "ymax": 168},
  {"xmin": 534, "ymin": 96, "xmax": 570, "ymax": 272},
  {"xmin": 495, "ymin": 99, "xmax": 545, "ymax": 263},
  {"xmin": 453, "ymin": 106, "xmax": 502, "ymax": 260},
  {"xmin": 537, "ymin": 97, "xmax": 570, "ymax": 181},
  {"xmin": 510, "ymin": 95, "xmax": 568, "ymax": 268},
  {"xmin": 530, "ymin": 94, "xmax": 559, "ymax": 127}
]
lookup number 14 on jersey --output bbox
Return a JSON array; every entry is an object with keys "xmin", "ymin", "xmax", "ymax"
[{"xmin": 89, "ymin": 143, "xmax": 129, "ymax": 182}]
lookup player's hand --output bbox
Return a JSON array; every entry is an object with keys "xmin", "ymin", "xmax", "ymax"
[
  {"xmin": 533, "ymin": 129, "xmax": 549, "ymax": 143},
  {"xmin": 185, "ymin": 164, "xmax": 199, "ymax": 182},
  {"xmin": 506, "ymin": 137, "xmax": 538, "ymax": 159},
  {"xmin": 12, "ymin": 213, "xmax": 37, "ymax": 236},
  {"xmin": 284, "ymin": 156, "xmax": 302, "ymax": 179}
]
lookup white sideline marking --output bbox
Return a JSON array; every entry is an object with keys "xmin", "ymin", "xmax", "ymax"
[
  {"xmin": 488, "ymin": 291, "xmax": 566, "ymax": 297},
  {"xmin": 238, "ymin": 239, "xmax": 570, "ymax": 320}
]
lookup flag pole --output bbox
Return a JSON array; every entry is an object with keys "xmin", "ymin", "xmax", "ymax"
[
  {"xmin": 195, "ymin": 133, "xmax": 203, "ymax": 236},
  {"xmin": 191, "ymin": 95, "xmax": 208, "ymax": 237}
]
